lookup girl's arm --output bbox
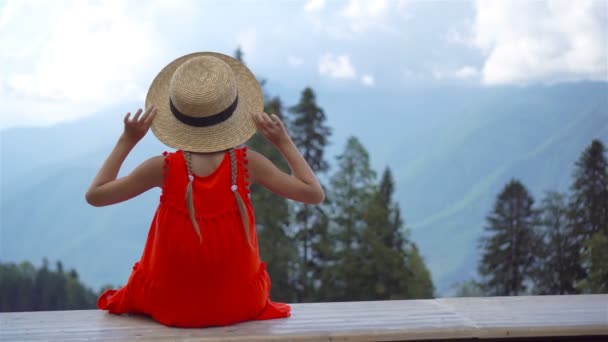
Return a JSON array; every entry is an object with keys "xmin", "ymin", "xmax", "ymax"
[
  {"xmin": 248, "ymin": 112, "xmax": 325, "ymax": 205},
  {"xmin": 85, "ymin": 107, "xmax": 162, "ymax": 207}
]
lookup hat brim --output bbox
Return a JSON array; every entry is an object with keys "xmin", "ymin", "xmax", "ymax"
[{"xmin": 146, "ymin": 52, "xmax": 262, "ymax": 152}]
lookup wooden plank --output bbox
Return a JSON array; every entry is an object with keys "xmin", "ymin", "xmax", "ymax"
[
  {"xmin": 436, "ymin": 295, "xmax": 608, "ymax": 339},
  {"xmin": 0, "ymin": 295, "xmax": 606, "ymax": 341}
]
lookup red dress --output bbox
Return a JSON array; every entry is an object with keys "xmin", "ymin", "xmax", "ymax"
[{"xmin": 97, "ymin": 147, "xmax": 291, "ymax": 327}]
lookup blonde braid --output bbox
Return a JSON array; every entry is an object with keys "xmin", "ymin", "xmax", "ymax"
[
  {"xmin": 230, "ymin": 148, "xmax": 251, "ymax": 245},
  {"xmin": 184, "ymin": 151, "xmax": 202, "ymax": 243}
]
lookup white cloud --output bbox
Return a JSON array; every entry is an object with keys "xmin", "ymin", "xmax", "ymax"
[
  {"xmin": 319, "ymin": 54, "xmax": 357, "ymax": 79},
  {"xmin": 464, "ymin": 0, "xmax": 607, "ymax": 85},
  {"xmin": 0, "ymin": 0, "xmax": 197, "ymax": 129},
  {"xmin": 340, "ymin": 0, "xmax": 391, "ymax": 34},
  {"xmin": 304, "ymin": 0, "xmax": 325, "ymax": 13},
  {"xmin": 361, "ymin": 74, "xmax": 375, "ymax": 86},
  {"xmin": 341, "ymin": 0, "xmax": 388, "ymax": 19},
  {"xmin": 306, "ymin": 0, "xmax": 411, "ymax": 39},
  {"xmin": 287, "ymin": 56, "xmax": 304, "ymax": 68}
]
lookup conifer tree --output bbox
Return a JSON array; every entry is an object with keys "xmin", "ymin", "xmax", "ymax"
[
  {"xmin": 478, "ymin": 179, "xmax": 540, "ymax": 296},
  {"xmin": 234, "ymin": 46, "xmax": 244, "ymax": 63},
  {"xmin": 569, "ymin": 139, "xmax": 608, "ymax": 244},
  {"xmin": 288, "ymin": 87, "xmax": 331, "ymax": 301},
  {"xmin": 406, "ymin": 243, "xmax": 435, "ymax": 298},
  {"xmin": 532, "ymin": 192, "xmax": 582, "ymax": 294},
  {"xmin": 360, "ymin": 168, "xmax": 412, "ymax": 299},
  {"xmin": 453, "ymin": 279, "xmax": 484, "ymax": 297},
  {"xmin": 577, "ymin": 233, "xmax": 608, "ymax": 293},
  {"xmin": 569, "ymin": 139, "xmax": 608, "ymax": 293},
  {"xmin": 324, "ymin": 136, "xmax": 375, "ymax": 300},
  {"xmin": 0, "ymin": 259, "xmax": 97, "ymax": 312},
  {"xmin": 358, "ymin": 168, "xmax": 435, "ymax": 300}
]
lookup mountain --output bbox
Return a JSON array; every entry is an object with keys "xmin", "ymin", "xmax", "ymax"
[{"xmin": 1, "ymin": 82, "xmax": 606, "ymax": 294}]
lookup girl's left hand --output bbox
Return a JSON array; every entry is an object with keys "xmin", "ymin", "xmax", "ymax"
[
  {"xmin": 252, "ymin": 111, "xmax": 290, "ymax": 147},
  {"xmin": 122, "ymin": 106, "xmax": 157, "ymax": 144}
]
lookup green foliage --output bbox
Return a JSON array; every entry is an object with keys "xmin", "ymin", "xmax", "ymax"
[
  {"xmin": 452, "ymin": 280, "xmax": 484, "ymax": 297},
  {"xmin": 323, "ymin": 137, "xmax": 375, "ymax": 300},
  {"xmin": 234, "ymin": 46, "xmax": 244, "ymax": 63},
  {"xmin": 406, "ymin": 243, "xmax": 435, "ymax": 299},
  {"xmin": 288, "ymin": 87, "xmax": 331, "ymax": 173},
  {"xmin": 569, "ymin": 139, "xmax": 608, "ymax": 293},
  {"xmin": 330, "ymin": 137, "xmax": 376, "ymax": 248},
  {"xmin": 359, "ymin": 167, "xmax": 432, "ymax": 300},
  {"xmin": 320, "ymin": 138, "xmax": 434, "ymax": 300},
  {"xmin": 478, "ymin": 179, "xmax": 540, "ymax": 296},
  {"xmin": 532, "ymin": 191, "xmax": 582, "ymax": 294},
  {"xmin": 0, "ymin": 259, "xmax": 98, "ymax": 312},
  {"xmin": 288, "ymin": 87, "xmax": 332, "ymax": 302},
  {"xmin": 569, "ymin": 139, "xmax": 608, "ymax": 239},
  {"xmin": 577, "ymin": 233, "xmax": 608, "ymax": 293}
]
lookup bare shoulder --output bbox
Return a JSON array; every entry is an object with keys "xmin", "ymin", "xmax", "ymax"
[
  {"xmin": 133, "ymin": 154, "xmax": 165, "ymax": 188},
  {"xmin": 245, "ymin": 149, "xmax": 273, "ymax": 184},
  {"xmin": 140, "ymin": 154, "xmax": 165, "ymax": 169}
]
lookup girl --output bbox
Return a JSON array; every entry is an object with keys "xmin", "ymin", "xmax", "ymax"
[{"xmin": 86, "ymin": 52, "xmax": 324, "ymax": 328}]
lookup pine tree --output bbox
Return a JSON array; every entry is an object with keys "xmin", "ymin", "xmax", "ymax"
[
  {"xmin": 34, "ymin": 258, "xmax": 53, "ymax": 310},
  {"xmin": 288, "ymin": 87, "xmax": 331, "ymax": 301},
  {"xmin": 0, "ymin": 259, "xmax": 97, "ymax": 311},
  {"xmin": 453, "ymin": 279, "xmax": 484, "ymax": 297},
  {"xmin": 324, "ymin": 136, "xmax": 376, "ymax": 300},
  {"xmin": 360, "ymin": 167, "xmax": 433, "ymax": 300},
  {"xmin": 307, "ymin": 204, "xmax": 332, "ymax": 300},
  {"xmin": 577, "ymin": 232, "xmax": 608, "ymax": 293},
  {"xmin": 289, "ymin": 88, "xmax": 331, "ymax": 173},
  {"xmin": 377, "ymin": 168, "xmax": 405, "ymax": 250},
  {"xmin": 532, "ymin": 191, "xmax": 582, "ymax": 294},
  {"xmin": 51, "ymin": 261, "xmax": 67, "ymax": 310},
  {"xmin": 569, "ymin": 139, "xmax": 608, "ymax": 237},
  {"xmin": 234, "ymin": 46, "xmax": 244, "ymax": 63},
  {"xmin": 569, "ymin": 139, "xmax": 608, "ymax": 293},
  {"xmin": 406, "ymin": 243, "xmax": 435, "ymax": 298},
  {"xmin": 478, "ymin": 179, "xmax": 540, "ymax": 296}
]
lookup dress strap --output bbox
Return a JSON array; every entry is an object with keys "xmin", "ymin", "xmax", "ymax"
[
  {"xmin": 232, "ymin": 146, "xmax": 251, "ymax": 196},
  {"xmin": 230, "ymin": 146, "xmax": 252, "ymax": 245}
]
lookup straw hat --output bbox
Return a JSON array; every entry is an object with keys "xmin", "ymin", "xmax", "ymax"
[{"xmin": 146, "ymin": 52, "xmax": 262, "ymax": 152}]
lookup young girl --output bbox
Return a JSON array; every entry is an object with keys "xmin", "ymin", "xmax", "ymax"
[{"xmin": 86, "ymin": 52, "xmax": 324, "ymax": 328}]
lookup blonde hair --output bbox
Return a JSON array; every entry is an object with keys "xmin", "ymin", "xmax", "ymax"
[{"xmin": 184, "ymin": 149, "xmax": 251, "ymax": 245}]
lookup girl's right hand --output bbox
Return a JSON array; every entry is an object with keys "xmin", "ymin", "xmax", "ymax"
[{"xmin": 252, "ymin": 112, "xmax": 290, "ymax": 147}]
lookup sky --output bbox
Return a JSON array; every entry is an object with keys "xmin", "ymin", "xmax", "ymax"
[{"xmin": 0, "ymin": 0, "xmax": 606, "ymax": 129}]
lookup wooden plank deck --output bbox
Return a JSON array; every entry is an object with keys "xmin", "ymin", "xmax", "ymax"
[{"xmin": 1, "ymin": 295, "xmax": 607, "ymax": 341}]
